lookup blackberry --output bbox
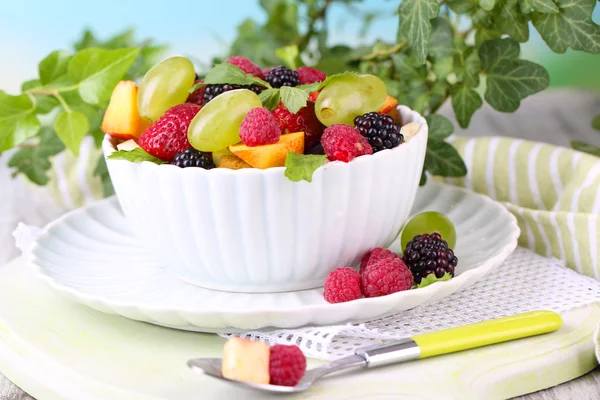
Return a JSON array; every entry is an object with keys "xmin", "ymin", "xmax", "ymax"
[
  {"xmin": 265, "ymin": 66, "xmax": 300, "ymax": 88},
  {"xmin": 170, "ymin": 148, "xmax": 215, "ymax": 169},
  {"xmin": 203, "ymin": 84, "xmax": 264, "ymax": 104},
  {"xmin": 354, "ymin": 112, "xmax": 404, "ymax": 153},
  {"xmin": 402, "ymin": 233, "xmax": 458, "ymax": 284}
]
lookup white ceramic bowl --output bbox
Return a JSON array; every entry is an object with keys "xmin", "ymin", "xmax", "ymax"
[{"xmin": 102, "ymin": 105, "xmax": 428, "ymax": 293}]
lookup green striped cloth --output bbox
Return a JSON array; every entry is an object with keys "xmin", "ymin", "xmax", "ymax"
[{"xmin": 37, "ymin": 135, "xmax": 600, "ymax": 279}]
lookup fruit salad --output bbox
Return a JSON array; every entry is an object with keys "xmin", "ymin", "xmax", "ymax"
[{"xmin": 102, "ymin": 55, "xmax": 422, "ymax": 182}]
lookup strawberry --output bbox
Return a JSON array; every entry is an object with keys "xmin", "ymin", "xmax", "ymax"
[
  {"xmin": 138, "ymin": 103, "xmax": 200, "ymax": 162},
  {"xmin": 272, "ymin": 102, "xmax": 325, "ymax": 149}
]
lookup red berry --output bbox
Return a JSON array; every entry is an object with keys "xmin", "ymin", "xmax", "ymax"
[
  {"xmin": 269, "ymin": 344, "xmax": 307, "ymax": 386},
  {"xmin": 272, "ymin": 102, "xmax": 325, "ymax": 149},
  {"xmin": 187, "ymin": 80, "xmax": 205, "ymax": 106},
  {"xmin": 227, "ymin": 56, "xmax": 264, "ymax": 79},
  {"xmin": 308, "ymin": 91, "xmax": 320, "ymax": 102},
  {"xmin": 321, "ymin": 124, "xmax": 373, "ymax": 162},
  {"xmin": 361, "ymin": 257, "xmax": 413, "ymax": 298},
  {"xmin": 138, "ymin": 103, "xmax": 200, "ymax": 162},
  {"xmin": 359, "ymin": 247, "xmax": 397, "ymax": 276},
  {"xmin": 239, "ymin": 107, "xmax": 281, "ymax": 146},
  {"xmin": 323, "ymin": 267, "xmax": 362, "ymax": 303},
  {"xmin": 296, "ymin": 66, "xmax": 326, "ymax": 84}
]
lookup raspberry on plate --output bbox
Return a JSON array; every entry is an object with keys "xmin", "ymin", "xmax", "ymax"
[
  {"xmin": 265, "ymin": 66, "xmax": 300, "ymax": 88},
  {"xmin": 359, "ymin": 247, "xmax": 398, "ymax": 276},
  {"xmin": 269, "ymin": 344, "xmax": 307, "ymax": 386},
  {"xmin": 227, "ymin": 56, "xmax": 264, "ymax": 79},
  {"xmin": 354, "ymin": 112, "xmax": 404, "ymax": 153},
  {"xmin": 323, "ymin": 267, "xmax": 362, "ymax": 303},
  {"xmin": 296, "ymin": 66, "xmax": 326, "ymax": 84},
  {"xmin": 321, "ymin": 124, "xmax": 373, "ymax": 162},
  {"xmin": 239, "ymin": 107, "xmax": 281, "ymax": 146},
  {"xmin": 272, "ymin": 102, "xmax": 325, "ymax": 149},
  {"xmin": 402, "ymin": 233, "xmax": 458, "ymax": 285},
  {"xmin": 361, "ymin": 257, "xmax": 413, "ymax": 298},
  {"xmin": 138, "ymin": 103, "xmax": 200, "ymax": 162}
]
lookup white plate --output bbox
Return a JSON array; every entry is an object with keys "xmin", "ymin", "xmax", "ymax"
[{"xmin": 29, "ymin": 182, "xmax": 519, "ymax": 333}]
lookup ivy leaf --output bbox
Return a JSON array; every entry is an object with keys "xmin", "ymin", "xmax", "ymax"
[
  {"xmin": 454, "ymin": 47, "xmax": 481, "ymax": 87},
  {"xmin": 496, "ymin": 0, "xmax": 530, "ymax": 42},
  {"xmin": 425, "ymin": 138, "xmax": 468, "ymax": 177},
  {"xmin": 39, "ymin": 50, "xmax": 72, "ymax": 85},
  {"xmin": 429, "ymin": 80, "xmax": 450, "ymax": 112},
  {"xmin": 54, "ymin": 111, "xmax": 89, "ymax": 156},
  {"xmin": 592, "ymin": 114, "xmax": 600, "ymax": 131},
  {"xmin": 425, "ymin": 114, "xmax": 454, "ymax": 140},
  {"xmin": 475, "ymin": 27, "xmax": 503, "ymax": 46},
  {"xmin": 519, "ymin": 0, "xmax": 559, "ymax": 14},
  {"xmin": 398, "ymin": 0, "xmax": 440, "ymax": 63},
  {"xmin": 0, "ymin": 91, "xmax": 40, "ymax": 152},
  {"xmin": 428, "ymin": 17, "xmax": 454, "ymax": 58},
  {"xmin": 479, "ymin": 38, "xmax": 549, "ymax": 112},
  {"xmin": 284, "ymin": 153, "xmax": 326, "ymax": 182},
  {"xmin": 107, "ymin": 148, "xmax": 166, "ymax": 164},
  {"xmin": 275, "ymin": 45, "xmax": 300, "ymax": 69},
  {"xmin": 93, "ymin": 155, "xmax": 115, "ymax": 197},
  {"xmin": 280, "ymin": 86, "xmax": 308, "ymax": 114},
  {"xmin": 433, "ymin": 56, "xmax": 454, "ymax": 80},
  {"xmin": 571, "ymin": 140, "xmax": 600, "ymax": 157},
  {"xmin": 7, "ymin": 128, "xmax": 65, "ymax": 185},
  {"xmin": 68, "ymin": 48, "xmax": 141, "ymax": 105},
  {"xmin": 451, "ymin": 85, "xmax": 483, "ymax": 128},
  {"xmin": 204, "ymin": 62, "xmax": 271, "ymax": 88},
  {"xmin": 447, "ymin": 0, "xmax": 478, "ymax": 13},
  {"xmin": 532, "ymin": 0, "xmax": 600, "ymax": 54},
  {"xmin": 259, "ymin": 89, "xmax": 281, "ymax": 111}
]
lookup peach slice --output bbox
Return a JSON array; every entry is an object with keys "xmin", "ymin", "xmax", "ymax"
[
  {"xmin": 221, "ymin": 337, "xmax": 270, "ymax": 384},
  {"xmin": 101, "ymin": 81, "xmax": 151, "ymax": 141},
  {"xmin": 229, "ymin": 132, "xmax": 304, "ymax": 169},
  {"xmin": 379, "ymin": 95, "xmax": 399, "ymax": 114},
  {"xmin": 218, "ymin": 155, "xmax": 254, "ymax": 170}
]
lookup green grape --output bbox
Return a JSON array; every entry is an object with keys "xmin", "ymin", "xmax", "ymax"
[
  {"xmin": 315, "ymin": 74, "xmax": 387, "ymax": 126},
  {"xmin": 188, "ymin": 89, "xmax": 262, "ymax": 151},
  {"xmin": 400, "ymin": 211, "xmax": 457, "ymax": 252},
  {"xmin": 137, "ymin": 56, "xmax": 195, "ymax": 121}
]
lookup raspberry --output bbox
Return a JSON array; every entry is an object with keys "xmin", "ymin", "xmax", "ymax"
[
  {"xmin": 361, "ymin": 257, "xmax": 413, "ymax": 298},
  {"xmin": 321, "ymin": 124, "xmax": 373, "ymax": 162},
  {"xmin": 170, "ymin": 148, "xmax": 215, "ymax": 169},
  {"xmin": 359, "ymin": 247, "xmax": 397, "ymax": 276},
  {"xmin": 402, "ymin": 233, "xmax": 458, "ymax": 284},
  {"xmin": 272, "ymin": 102, "xmax": 325, "ymax": 149},
  {"xmin": 203, "ymin": 84, "xmax": 264, "ymax": 104},
  {"xmin": 226, "ymin": 56, "xmax": 264, "ymax": 79},
  {"xmin": 323, "ymin": 267, "xmax": 362, "ymax": 303},
  {"xmin": 354, "ymin": 112, "xmax": 404, "ymax": 153},
  {"xmin": 296, "ymin": 66, "xmax": 326, "ymax": 84},
  {"xmin": 269, "ymin": 344, "xmax": 307, "ymax": 386},
  {"xmin": 138, "ymin": 103, "xmax": 200, "ymax": 162},
  {"xmin": 265, "ymin": 66, "xmax": 300, "ymax": 88},
  {"xmin": 187, "ymin": 80, "xmax": 205, "ymax": 106},
  {"xmin": 239, "ymin": 107, "xmax": 281, "ymax": 146}
]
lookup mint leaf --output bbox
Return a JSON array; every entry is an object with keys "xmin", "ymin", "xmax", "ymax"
[
  {"xmin": 0, "ymin": 91, "xmax": 40, "ymax": 152},
  {"xmin": 532, "ymin": 0, "xmax": 600, "ymax": 53},
  {"xmin": 497, "ymin": 0, "xmax": 530, "ymax": 42},
  {"xmin": 259, "ymin": 89, "xmax": 281, "ymax": 111},
  {"xmin": 480, "ymin": 0, "xmax": 496, "ymax": 11},
  {"xmin": 280, "ymin": 86, "xmax": 309, "ymax": 114},
  {"xmin": 417, "ymin": 272, "xmax": 452, "ymax": 288},
  {"xmin": 428, "ymin": 17, "xmax": 454, "ymax": 58},
  {"xmin": 284, "ymin": 153, "xmax": 326, "ymax": 182},
  {"xmin": 571, "ymin": 140, "xmax": 600, "ymax": 157},
  {"xmin": 425, "ymin": 114, "xmax": 454, "ymax": 140},
  {"xmin": 93, "ymin": 155, "xmax": 115, "ymax": 197},
  {"xmin": 425, "ymin": 138, "xmax": 468, "ymax": 177},
  {"xmin": 204, "ymin": 62, "xmax": 270, "ymax": 88},
  {"xmin": 8, "ymin": 128, "xmax": 64, "ymax": 185},
  {"xmin": 275, "ymin": 45, "xmax": 300, "ymax": 69},
  {"xmin": 519, "ymin": 0, "xmax": 559, "ymax": 13},
  {"xmin": 479, "ymin": 39, "xmax": 549, "ymax": 112},
  {"xmin": 54, "ymin": 111, "xmax": 89, "ymax": 156},
  {"xmin": 39, "ymin": 50, "xmax": 72, "ymax": 85},
  {"xmin": 398, "ymin": 0, "xmax": 440, "ymax": 63},
  {"xmin": 108, "ymin": 148, "xmax": 166, "ymax": 164},
  {"xmin": 297, "ymin": 82, "xmax": 321, "ymax": 93},
  {"xmin": 68, "ymin": 48, "xmax": 140, "ymax": 105},
  {"xmin": 451, "ymin": 85, "xmax": 483, "ymax": 128},
  {"xmin": 592, "ymin": 114, "xmax": 600, "ymax": 131},
  {"xmin": 454, "ymin": 47, "xmax": 480, "ymax": 87}
]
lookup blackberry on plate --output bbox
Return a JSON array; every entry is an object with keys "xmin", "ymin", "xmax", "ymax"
[
  {"xmin": 170, "ymin": 148, "xmax": 215, "ymax": 169},
  {"xmin": 265, "ymin": 66, "xmax": 300, "ymax": 88},
  {"xmin": 354, "ymin": 112, "xmax": 404, "ymax": 153},
  {"xmin": 402, "ymin": 233, "xmax": 458, "ymax": 284},
  {"xmin": 203, "ymin": 84, "xmax": 264, "ymax": 104}
]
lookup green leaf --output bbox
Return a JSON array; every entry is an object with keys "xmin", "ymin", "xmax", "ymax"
[
  {"xmin": 417, "ymin": 272, "xmax": 453, "ymax": 288},
  {"xmin": 284, "ymin": 153, "xmax": 326, "ymax": 182},
  {"xmin": 447, "ymin": 0, "xmax": 479, "ymax": 13},
  {"xmin": 93, "ymin": 155, "xmax": 115, "ymax": 197},
  {"xmin": 454, "ymin": 47, "xmax": 481, "ymax": 87},
  {"xmin": 54, "ymin": 111, "xmax": 89, "ymax": 156},
  {"xmin": 592, "ymin": 114, "xmax": 600, "ymax": 131},
  {"xmin": 280, "ymin": 86, "xmax": 309, "ymax": 114},
  {"xmin": 433, "ymin": 56, "xmax": 454, "ymax": 80},
  {"xmin": 425, "ymin": 114, "xmax": 455, "ymax": 140},
  {"xmin": 316, "ymin": 71, "xmax": 359, "ymax": 91},
  {"xmin": 275, "ymin": 45, "xmax": 299, "ymax": 69},
  {"xmin": 429, "ymin": 80, "xmax": 450, "ymax": 111},
  {"xmin": 451, "ymin": 85, "xmax": 483, "ymax": 128},
  {"xmin": 475, "ymin": 27, "xmax": 503, "ymax": 46},
  {"xmin": 259, "ymin": 89, "xmax": 281, "ymax": 111},
  {"xmin": 519, "ymin": 0, "xmax": 559, "ymax": 14},
  {"xmin": 398, "ymin": 0, "xmax": 440, "ymax": 63},
  {"xmin": 496, "ymin": 0, "xmax": 530, "ymax": 43},
  {"xmin": 532, "ymin": 0, "xmax": 600, "ymax": 53},
  {"xmin": 297, "ymin": 82, "xmax": 321, "ymax": 93},
  {"xmin": 68, "ymin": 48, "xmax": 141, "ymax": 105},
  {"xmin": 419, "ymin": 170, "xmax": 428, "ymax": 186},
  {"xmin": 39, "ymin": 50, "xmax": 72, "ymax": 85},
  {"xmin": 8, "ymin": 128, "xmax": 64, "ymax": 185},
  {"xmin": 479, "ymin": 39, "xmax": 549, "ymax": 112},
  {"xmin": 480, "ymin": 0, "xmax": 496, "ymax": 10},
  {"xmin": 204, "ymin": 62, "xmax": 270, "ymax": 88},
  {"xmin": 571, "ymin": 140, "xmax": 600, "ymax": 157},
  {"xmin": 428, "ymin": 17, "xmax": 454, "ymax": 58},
  {"xmin": 102, "ymin": 29, "xmax": 135, "ymax": 49},
  {"xmin": 73, "ymin": 29, "xmax": 98, "ymax": 51},
  {"xmin": 0, "ymin": 91, "xmax": 40, "ymax": 152},
  {"xmin": 21, "ymin": 79, "xmax": 40, "ymax": 91},
  {"xmin": 425, "ymin": 139, "xmax": 468, "ymax": 177},
  {"xmin": 107, "ymin": 148, "xmax": 167, "ymax": 164}
]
